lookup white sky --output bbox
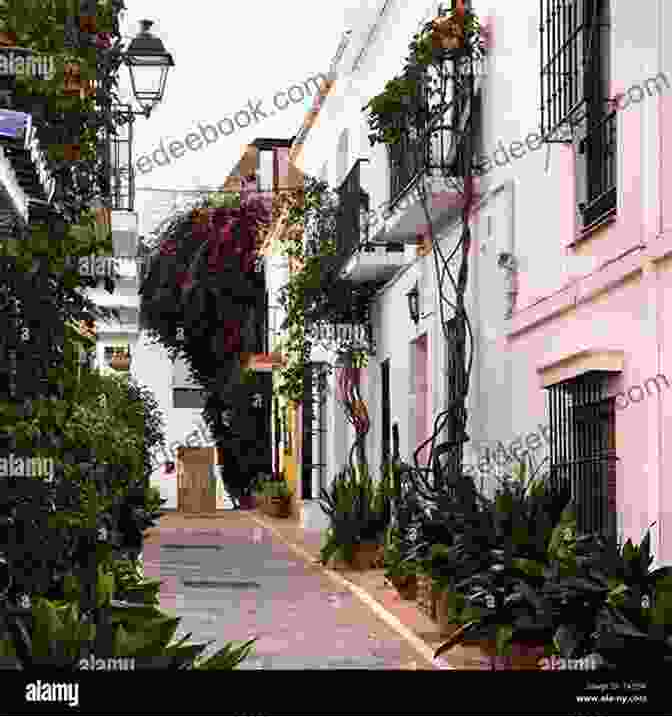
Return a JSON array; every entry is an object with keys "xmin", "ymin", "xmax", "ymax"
[{"xmin": 117, "ymin": 0, "xmax": 360, "ymax": 237}]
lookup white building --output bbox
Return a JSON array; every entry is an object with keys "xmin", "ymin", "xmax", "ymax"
[
  {"xmin": 85, "ymin": 209, "xmax": 223, "ymax": 510},
  {"xmin": 274, "ymin": 0, "xmax": 672, "ymax": 557}
]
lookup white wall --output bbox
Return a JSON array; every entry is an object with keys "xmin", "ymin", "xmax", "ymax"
[{"xmin": 132, "ymin": 331, "xmax": 215, "ymax": 509}]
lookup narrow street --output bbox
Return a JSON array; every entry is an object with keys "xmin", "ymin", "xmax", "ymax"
[{"xmin": 143, "ymin": 512, "xmax": 433, "ymax": 669}]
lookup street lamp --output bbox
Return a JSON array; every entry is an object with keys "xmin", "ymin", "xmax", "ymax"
[
  {"xmin": 123, "ymin": 19, "xmax": 175, "ymax": 118},
  {"xmin": 406, "ymin": 282, "xmax": 420, "ymax": 324}
]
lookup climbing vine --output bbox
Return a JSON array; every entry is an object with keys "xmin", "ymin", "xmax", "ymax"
[
  {"xmin": 273, "ymin": 176, "xmax": 376, "ymax": 404},
  {"xmin": 273, "ymin": 176, "xmax": 337, "ymax": 403},
  {"xmin": 363, "ymin": 0, "xmax": 487, "ymax": 494}
]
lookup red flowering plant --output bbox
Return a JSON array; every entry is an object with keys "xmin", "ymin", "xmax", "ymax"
[{"xmin": 139, "ymin": 186, "xmax": 270, "ymax": 395}]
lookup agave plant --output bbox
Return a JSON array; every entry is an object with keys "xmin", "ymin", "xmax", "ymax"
[
  {"xmin": 0, "ymin": 595, "xmax": 257, "ymax": 670},
  {"xmin": 432, "ymin": 464, "xmax": 578, "ymax": 659}
]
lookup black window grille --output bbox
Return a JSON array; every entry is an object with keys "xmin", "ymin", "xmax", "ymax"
[
  {"xmin": 540, "ymin": 1, "xmax": 615, "ymax": 228},
  {"xmin": 381, "ymin": 359, "xmax": 391, "ymax": 468},
  {"xmin": 578, "ymin": 107, "xmax": 617, "ymax": 228},
  {"xmin": 336, "ymin": 160, "xmax": 369, "ymax": 267},
  {"xmin": 539, "ymin": 0, "xmax": 609, "ymax": 137},
  {"xmin": 302, "ymin": 362, "xmax": 329, "ymax": 500},
  {"xmin": 546, "ymin": 371, "xmax": 618, "ymax": 539}
]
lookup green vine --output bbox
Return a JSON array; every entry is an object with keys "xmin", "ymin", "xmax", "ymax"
[
  {"xmin": 363, "ymin": 5, "xmax": 485, "ymax": 147},
  {"xmin": 273, "ymin": 177, "xmax": 338, "ymax": 404}
]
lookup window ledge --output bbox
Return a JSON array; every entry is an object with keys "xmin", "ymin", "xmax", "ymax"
[
  {"xmin": 569, "ymin": 208, "xmax": 617, "ymax": 248},
  {"xmin": 537, "ymin": 348, "xmax": 624, "ymax": 389}
]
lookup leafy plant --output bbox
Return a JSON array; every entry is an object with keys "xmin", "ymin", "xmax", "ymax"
[
  {"xmin": 264, "ymin": 481, "xmax": 293, "ymax": 499},
  {"xmin": 0, "ymin": 595, "xmax": 257, "ymax": 670},
  {"xmin": 383, "ymin": 525, "xmax": 418, "ymax": 581},
  {"xmin": 318, "ymin": 465, "xmax": 392, "ymax": 565}
]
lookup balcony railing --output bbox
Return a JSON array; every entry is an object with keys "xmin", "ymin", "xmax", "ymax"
[
  {"xmin": 387, "ymin": 78, "xmax": 472, "ymax": 209},
  {"xmin": 579, "ymin": 109, "xmax": 617, "ymax": 228},
  {"xmin": 335, "ymin": 159, "xmax": 369, "ymax": 271},
  {"xmin": 388, "ymin": 125, "xmax": 428, "ymax": 207}
]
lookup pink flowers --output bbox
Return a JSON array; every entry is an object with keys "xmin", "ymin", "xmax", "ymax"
[
  {"xmin": 95, "ymin": 33, "xmax": 112, "ymax": 49},
  {"xmin": 159, "ymin": 238, "xmax": 177, "ymax": 256},
  {"xmin": 176, "ymin": 271, "xmax": 193, "ymax": 290}
]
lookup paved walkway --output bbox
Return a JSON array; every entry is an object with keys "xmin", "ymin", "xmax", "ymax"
[{"xmin": 143, "ymin": 510, "xmax": 438, "ymax": 669}]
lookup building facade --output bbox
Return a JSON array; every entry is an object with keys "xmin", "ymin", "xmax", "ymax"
[{"xmin": 277, "ymin": 0, "xmax": 672, "ymax": 560}]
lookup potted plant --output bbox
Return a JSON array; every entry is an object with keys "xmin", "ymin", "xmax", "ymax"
[
  {"xmin": 433, "ymin": 465, "xmax": 579, "ymax": 669},
  {"xmin": 263, "ymin": 480, "xmax": 293, "ymax": 518},
  {"xmin": 253, "ymin": 473, "xmax": 269, "ymax": 511},
  {"xmin": 383, "ymin": 526, "xmax": 418, "ymax": 600},
  {"xmin": 318, "ymin": 464, "xmax": 391, "ymax": 570},
  {"xmin": 109, "ymin": 346, "xmax": 130, "ymax": 371}
]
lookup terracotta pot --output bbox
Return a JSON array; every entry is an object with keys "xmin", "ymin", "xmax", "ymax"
[
  {"xmin": 390, "ymin": 574, "xmax": 417, "ymax": 600},
  {"xmin": 435, "ymin": 590, "xmax": 461, "ymax": 637},
  {"xmin": 238, "ymin": 495, "xmax": 256, "ymax": 510},
  {"xmin": 432, "ymin": 30, "xmax": 462, "ymax": 51},
  {"xmin": 329, "ymin": 541, "xmax": 382, "ymax": 571},
  {"xmin": 63, "ymin": 144, "xmax": 81, "ymax": 161},
  {"xmin": 264, "ymin": 496, "xmax": 291, "ymax": 518},
  {"xmin": 444, "ymin": 638, "xmax": 547, "ymax": 670},
  {"xmin": 0, "ymin": 31, "xmax": 18, "ymax": 46},
  {"xmin": 432, "ymin": 15, "xmax": 464, "ymax": 37},
  {"xmin": 109, "ymin": 354, "xmax": 130, "ymax": 371}
]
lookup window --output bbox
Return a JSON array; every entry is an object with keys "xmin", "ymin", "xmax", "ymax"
[
  {"xmin": 442, "ymin": 317, "xmax": 466, "ymax": 478},
  {"xmin": 539, "ymin": 1, "xmax": 615, "ymax": 229},
  {"xmin": 381, "ymin": 359, "xmax": 391, "ymax": 467},
  {"xmin": 546, "ymin": 371, "xmax": 618, "ymax": 539},
  {"xmin": 302, "ymin": 362, "xmax": 328, "ymax": 499},
  {"xmin": 257, "ymin": 149, "xmax": 275, "ymax": 192}
]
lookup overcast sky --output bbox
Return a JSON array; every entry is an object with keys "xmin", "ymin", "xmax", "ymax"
[{"xmin": 117, "ymin": 0, "xmax": 359, "ymax": 237}]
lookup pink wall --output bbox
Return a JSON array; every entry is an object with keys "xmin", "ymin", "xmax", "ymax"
[{"xmin": 508, "ymin": 84, "xmax": 672, "ymax": 563}]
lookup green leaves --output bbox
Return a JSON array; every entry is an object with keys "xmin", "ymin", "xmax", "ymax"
[
  {"xmin": 6, "ymin": 593, "xmax": 256, "ymax": 670},
  {"xmin": 318, "ymin": 466, "xmax": 391, "ymax": 564},
  {"xmin": 96, "ymin": 565, "xmax": 115, "ymax": 608},
  {"xmin": 194, "ymin": 638, "xmax": 257, "ymax": 670}
]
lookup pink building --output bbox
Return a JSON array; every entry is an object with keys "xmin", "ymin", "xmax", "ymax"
[{"xmin": 502, "ymin": 0, "xmax": 671, "ymax": 562}]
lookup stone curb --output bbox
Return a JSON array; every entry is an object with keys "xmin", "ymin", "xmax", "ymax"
[{"xmin": 247, "ymin": 512, "xmax": 449, "ymax": 670}]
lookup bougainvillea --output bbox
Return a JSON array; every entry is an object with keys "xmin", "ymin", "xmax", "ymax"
[{"xmin": 139, "ymin": 185, "xmax": 271, "ymax": 396}]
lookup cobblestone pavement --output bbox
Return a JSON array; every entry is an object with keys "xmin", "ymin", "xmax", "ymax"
[{"xmin": 143, "ymin": 512, "xmax": 435, "ymax": 669}]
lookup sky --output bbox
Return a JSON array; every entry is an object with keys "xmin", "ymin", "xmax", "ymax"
[{"xmin": 117, "ymin": 0, "xmax": 361, "ymax": 238}]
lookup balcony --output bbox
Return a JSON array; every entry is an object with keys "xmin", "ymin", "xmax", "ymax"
[
  {"xmin": 335, "ymin": 160, "xmax": 409, "ymax": 284},
  {"xmin": 0, "ymin": 109, "xmax": 55, "ymax": 206},
  {"xmin": 384, "ymin": 76, "xmax": 482, "ymax": 246}
]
